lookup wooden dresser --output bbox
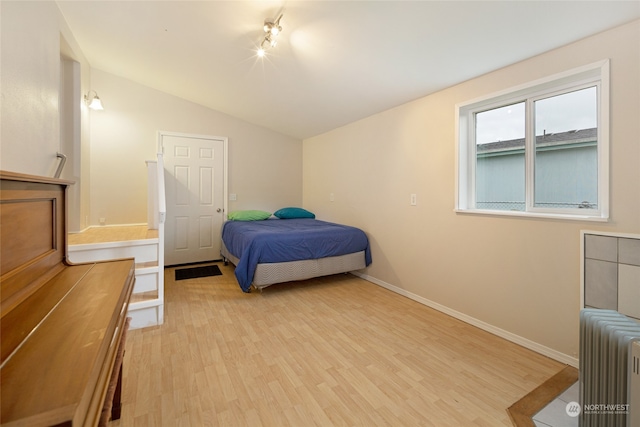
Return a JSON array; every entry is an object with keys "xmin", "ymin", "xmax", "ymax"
[{"xmin": 0, "ymin": 171, "xmax": 135, "ymax": 426}]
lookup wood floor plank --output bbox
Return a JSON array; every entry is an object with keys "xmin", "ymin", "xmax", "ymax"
[{"xmin": 111, "ymin": 263, "xmax": 565, "ymax": 426}]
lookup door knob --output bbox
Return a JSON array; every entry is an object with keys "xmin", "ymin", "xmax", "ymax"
[{"xmin": 217, "ymin": 208, "xmax": 222, "ymax": 213}]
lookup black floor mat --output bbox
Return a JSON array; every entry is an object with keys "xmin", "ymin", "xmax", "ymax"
[{"xmin": 175, "ymin": 264, "xmax": 222, "ymax": 281}]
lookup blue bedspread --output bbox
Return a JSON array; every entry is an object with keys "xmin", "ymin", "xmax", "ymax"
[{"xmin": 222, "ymin": 218, "xmax": 372, "ymax": 292}]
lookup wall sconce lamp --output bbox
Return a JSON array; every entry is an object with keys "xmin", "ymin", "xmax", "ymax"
[
  {"xmin": 257, "ymin": 13, "xmax": 283, "ymax": 57},
  {"xmin": 84, "ymin": 90, "xmax": 104, "ymax": 110}
]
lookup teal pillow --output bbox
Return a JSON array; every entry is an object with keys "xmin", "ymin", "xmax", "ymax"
[
  {"xmin": 227, "ymin": 210, "xmax": 272, "ymax": 221},
  {"xmin": 274, "ymin": 207, "xmax": 316, "ymax": 219}
]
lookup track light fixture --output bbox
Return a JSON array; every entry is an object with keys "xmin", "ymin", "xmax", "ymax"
[
  {"xmin": 264, "ymin": 14, "xmax": 282, "ymax": 36},
  {"xmin": 257, "ymin": 13, "xmax": 283, "ymax": 57}
]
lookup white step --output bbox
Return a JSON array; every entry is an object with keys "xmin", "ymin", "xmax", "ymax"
[
  {"xmin": 68, "ymin": 239, "xmax": 163, "ymax": 330},
  {"xmin": 128, "ymin": 299, "xmax": 164, "ymax": 329},
  {"xmin": 134, "ymin": 264, "xmax": 160, "ymax": 293},
  {"xmin": 68, "ymin": 238, "xmax": 159, "ymax": 264}
]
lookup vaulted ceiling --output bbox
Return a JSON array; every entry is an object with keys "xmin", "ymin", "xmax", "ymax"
[{"xmin": 57, "ymin": 1, "xmax": 640, "ymax": 139}]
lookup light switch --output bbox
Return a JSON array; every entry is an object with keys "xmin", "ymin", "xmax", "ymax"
[{"xmin": 410, "ymin": 194, "xmax": 417, "ymax": 206}]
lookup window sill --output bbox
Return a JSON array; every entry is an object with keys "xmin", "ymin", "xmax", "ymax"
[{"xmin": 454, "ymin": 208, "xmax": 609, "ymax": 222}]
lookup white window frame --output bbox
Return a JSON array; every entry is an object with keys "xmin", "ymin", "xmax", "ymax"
[{"xmin": 455, "ymin": 59, "xmax": 609, "ymax": 221}]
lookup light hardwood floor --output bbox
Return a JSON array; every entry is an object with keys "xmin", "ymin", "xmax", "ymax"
[{"xmin": 112, "ymin": 264, "xmax": 564, "ymax": 426}]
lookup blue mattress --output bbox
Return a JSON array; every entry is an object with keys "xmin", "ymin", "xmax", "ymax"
[{"xmin": 222, "ymin": 218, "xmax": 372, "ymax": 292}]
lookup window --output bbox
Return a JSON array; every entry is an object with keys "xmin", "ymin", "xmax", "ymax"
[{"xmin": 456, "ymin": 60, "xmax": 609, "ymax": 220}]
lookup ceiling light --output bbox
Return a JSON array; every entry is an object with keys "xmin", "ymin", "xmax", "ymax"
[
  {"xmin": 263, "ymin": 13, "xmax": 282, "ymax": 36},
  {"xmin": 258, "ymin": 12, "xmax": 283, "ymax": 57},
  {"xmin": 84, "ymin": 90, "xmax": 104, "ymax": 110}
]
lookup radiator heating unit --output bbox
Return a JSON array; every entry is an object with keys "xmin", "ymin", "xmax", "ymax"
[{"xmin": 579, "ymin": 308, "xmax": 640, "ymax": 427}]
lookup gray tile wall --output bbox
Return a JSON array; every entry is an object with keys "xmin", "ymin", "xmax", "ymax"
[{"xmin": 584, "ymin": 233, "xmax": 640, "ymax": 320}]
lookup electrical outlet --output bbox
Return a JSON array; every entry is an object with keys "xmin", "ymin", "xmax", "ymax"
[
  {"xmin": 229, "ymin": 193, "xmax": 237, "ymax": 201},
  {"xmin": 410, "ymin": 194, "xmax": 417, "ymax": 206},
  {"xmin": 99, "ymin": 217, "xmax": 106, "ymax": 225},
  {"xmin": 330, "ymin": 193, "xmax": 335, "ymax": 202}
]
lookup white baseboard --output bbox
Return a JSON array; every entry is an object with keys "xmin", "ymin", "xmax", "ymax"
[
  {"xmin": 351, "ymin": 271, "xmax": 579, "ymax": 368},
  {"xmin": 69, "ymin": 226, "xmax": 92, "ymax": 234},
  {"xmin": 81, "ymin": 222, "xmax": 148, "ymax": 231},
  {"xmin": 69, "ymin": 223, "xmax": 149, "ymax": 234}
]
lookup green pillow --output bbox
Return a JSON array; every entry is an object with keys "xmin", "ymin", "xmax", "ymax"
[
  {"xmin": 274, "ymin": 207, "xmax": 316, "ymax": 219},
  {"xmin": 227, "ymin": 210, "xmax": 272, "ymax": 221}
]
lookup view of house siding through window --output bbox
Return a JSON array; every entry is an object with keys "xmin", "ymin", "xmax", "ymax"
[
  {"xmin": 476, "ymin": 102, "xmax": 526, "ymax": 211},
  {"xmin": 534, "ymin": 87, "xmax": 598, "ymax": 209},
  {"xmin": 475, "ymin": 87, "xmax": 598, "ymax": 211}
]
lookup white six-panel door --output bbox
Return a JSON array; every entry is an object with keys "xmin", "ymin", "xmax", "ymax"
[{"xmin": 161, "ymin": 132, "xmax": 227, "ymax": 266}]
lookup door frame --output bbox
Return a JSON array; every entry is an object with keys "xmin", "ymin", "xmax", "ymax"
[{"xmin": 158, "ymin": 131, "xmax": 229, "ymax": 263}]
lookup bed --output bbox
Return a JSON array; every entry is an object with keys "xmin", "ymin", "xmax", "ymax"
[{"xmin": 221, "ymin": 216, "xmax": 372, "ymax": 292}]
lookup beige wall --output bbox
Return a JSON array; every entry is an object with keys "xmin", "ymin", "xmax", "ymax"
[
  {"xmin": 1, "ymin": 1, "xmax": 302, "ymax": 229},
  {"xmin": 88, "ymin": 69, "xmax": 302, "ymax": 227},
  {"xmin": 303, "ymin": 20, "xmax": 640, "ymax": 363},
  {"xmin": 2, "ymin": 0, "xmax": 637, "ymax": 363},
  {"xmin": 1, "ymin": 1, "xmax": 66, "ymax": 175},
  {"xmin": 1, "ymin": 1, "xmax": 92, "ymax": 232}
]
